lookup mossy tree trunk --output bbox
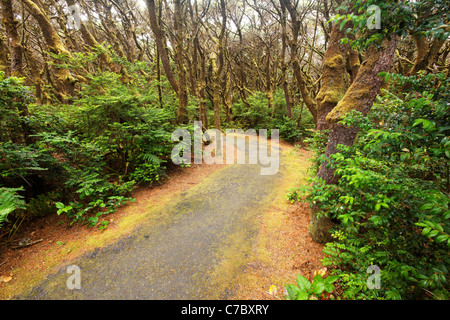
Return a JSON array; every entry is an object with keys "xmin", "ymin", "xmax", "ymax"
[
  {"xmin": 279, "ymin": 6, "xmax": 293, "ymax": 118},
  {"xmin": 173, "ymin": 0, "xmax": 189, "ymax": 125},
  {"xmin": 408, "ymin": 34, "xmax": 445, "ymax": 76},
  {"xmin": 21, "ymin": 0, "xmax": 76, "ymax": 101},
  {"xmin": 280, "ymin": 0, "xmax": 318, "ymax": 124},
  {"xmin": 2, "ymin": 0, "xmax": 34, "ymax": 144},
  {"xmin": 0, "ymin": 34, "xmax": 8, "ymax": 74},
  {"xmin": 2, "ymin": 0, "xmax": 23, "ymax": 77},
  {"xmin": 66, "ymin": 0, "xmax": 114, "ymax": 71},
  {"xmin": 315, "ymin": 23, "xmax": 351, "ymax": 131},
  {"xmin": 309, "ymin": 37, "xmax": 398, "ymax": 243},
  {"xmin": 211, "ymin": 0, "xmax": 227, "ymax": 130},
  {"xmin": 146, "ymin": 0, "xmax": 188, "ymax": 124}
]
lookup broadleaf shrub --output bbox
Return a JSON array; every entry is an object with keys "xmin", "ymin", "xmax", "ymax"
[{"xmin": 295, "ymin": 72, "xmax": 449, "ymax": 300}]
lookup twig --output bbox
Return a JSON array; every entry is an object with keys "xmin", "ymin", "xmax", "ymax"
[
  {"xmin": 0, "ymin": 257, "xmax": 10, "ymax": 267},
  {"xmin": 11, "ymin": 239, "xmax": 43, "ymax": 250}
]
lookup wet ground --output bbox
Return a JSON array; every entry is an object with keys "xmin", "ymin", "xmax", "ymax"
[{"xmin": 16, "ymin": 136, "xmax": 286, "ymax": 299}]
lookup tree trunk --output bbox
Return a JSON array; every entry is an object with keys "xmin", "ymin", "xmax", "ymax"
[
  {"xmin": 173, "ymin": 0, "xmax": 189, "ymax": 124},
  {"xmin": 146, "ymin": 0, "xmax": 179, "ymax": 94},
  {"xmin": 279, "ymin": 5, "xmax": 292, "ymax": 118},
  {"xmin": 146, "ymin": 0, "xmax": 189, "ymax": 124},
  {"xmin": 21, "ymin": 0, "xmax": 76, "ymax": 99},
  {"xmin": 309, "ymin": 37, "xmax": 398, "ymax": 243},
  {"xmin": 2, "ymin": 0, "xmax": 24, "ymax": 77},
  {"xmin": 281, "ymin": 0, "xmax": 318, "ymax": 124},
  {"xmin": 198, "ymin": 41, "xmax": 208, "ymax": 127},
  {"xmin": 211, "ymin": 0, "xmax": 227, "ymax": 130},
  {"xmin": 66, "ymin": 0, "xmax": 114, "ymax": 70},
  {"xmin": 0, "ymin": 33, "xmax": 7, "ymax": 75},
  {"xmin": 408, "ymin": 34, "xmax": 445, "ymax": 76},
  {"xmin": 211, "ymin": 53, "xmax": 221, "ymax": 130},
  {"xmin": 315, "ymin": 24, "xmax": 351, "ymax": 131}
]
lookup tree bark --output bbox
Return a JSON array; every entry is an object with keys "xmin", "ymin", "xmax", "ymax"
[
  {"xmin": 408, "ymin": 34, "xmax": 445, "ymax": 76},
  {"xmin": 315, "ymin": 23, "xmax": 351, "ymax": 131},
  {"xmin": 2, "ymin": 0, "xmax": 24, "ymax": 77},
  {"xmin": 173, "ymin": 0, "xmax": 189, "ymax": 124},
  {"xmin": 211, "ymin": 0, "xmax": 227, "ymax": 130},
  {"xmin": 281, "ymin": 0, "xmax": 318, "ymax": 124},
  {"xmin": 21, "ymin": 0, "xmax": 76, "ymax": 99},
  {"xmin": 309, "ymin": 37, "xmax": 398, "ymax": 243}
]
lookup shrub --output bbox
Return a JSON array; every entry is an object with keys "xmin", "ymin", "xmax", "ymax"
[
  {"xmin": 0, "ymin": 187, "xmax": 25, "ymax": 229},
  {"xmin": 232, "ymin": 90, "xmax": 313, "ymax": 142},
  {"xmin": 297, "ymin": 72, "xmax": 449, "ymax": 299}
]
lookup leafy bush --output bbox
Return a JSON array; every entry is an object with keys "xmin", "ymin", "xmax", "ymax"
[
  {"xmin": 0, "ymin": 187, "xmax": 25, "ymax": 229},
  {"xmin": 232, "ymin": 90, "xmax": 314, "ymax": 142},
  {"xmin": 297, "ymin": 72, "xmax": 449, "ymax": 300},
  {"xmin": 0, "ymin": 73, "xmax": 34, "ymax": 144},
  {"xmin": 286, "ymin": 273, "xmax": 339, "ymax": 300},
  {"xmin": 0, "ymin": 56, "xmax": 181, "ymax": 231}
]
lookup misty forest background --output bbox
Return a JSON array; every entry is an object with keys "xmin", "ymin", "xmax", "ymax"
[{"xmin": 0, "ymin": 0, "xmax": 449, "ymax": 299}]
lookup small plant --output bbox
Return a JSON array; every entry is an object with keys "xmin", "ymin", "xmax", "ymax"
[
  {"xmin": 285, "ymin": 273, "xmax": 339, "ymax": 300},
  {"xmin": 0, "ymin": 187, "xmax": 26, "ymax": 229}
]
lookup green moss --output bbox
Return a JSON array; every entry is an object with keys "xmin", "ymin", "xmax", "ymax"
[
  {"xmin": 326, "ymin": 88, "xmax": 371, "ymax": 123},
  {"xmin": 320, "ymin": 89, "xmax": 344, "ymax": 105},
  {"xmin": 323, "ymin": 54, "xmax": 344, "ymax": 69}
]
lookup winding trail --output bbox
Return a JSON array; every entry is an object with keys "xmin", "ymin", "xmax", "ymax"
[{"xmin": 10, "ymin": 136, "xmax": 318, "ymax": 300}]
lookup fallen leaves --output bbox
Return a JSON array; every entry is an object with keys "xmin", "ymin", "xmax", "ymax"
[{"xmin": 0, "ymin": 274, "xmax": 13, "ymax": 283}]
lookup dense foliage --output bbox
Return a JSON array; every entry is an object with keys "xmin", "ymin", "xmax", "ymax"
[
  {"xmin": 0, "ymin": 49, "xmax": 311, "ymax": 234},
  {"xmin": 231, "ymin": 90, "xmax": 315, "ymax": 142},
  {"xmin": 289, "ymin": 72, "xmax": 449, "ymax": 299},
  {"xmin": 0, "ymin": 0, "xmax": 448, "ymax": 301},
  {"xmin": 0, "ymin": 57, "xmax": 183, "ymax": 231}
]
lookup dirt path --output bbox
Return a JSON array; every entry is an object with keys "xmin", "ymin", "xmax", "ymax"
[{"xmin": 1, "ymin": 138, "xmax": 323, "ymax": 300}]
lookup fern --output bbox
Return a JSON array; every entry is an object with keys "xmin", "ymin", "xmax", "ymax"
[
  {"xmin": 141, "ymin": 153, "xmax": 161, "ymax": 165},
  {"xmin": 0, "ymin": 187, "xmax": 25, "ymax": 228}
]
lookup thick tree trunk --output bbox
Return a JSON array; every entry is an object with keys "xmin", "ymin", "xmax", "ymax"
[
  {"xmin": 309, "ymin": 37, "xmax": 398, "ymax": 243},
  {"xmin": 315, "ymin": 24, "xmax": 351, "ymax": 131}
]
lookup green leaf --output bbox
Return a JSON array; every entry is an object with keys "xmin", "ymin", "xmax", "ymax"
[
  {"xmin": 326, "ymin": 275, "xmax": 339, "ymax": 283},
  {"xmin": 422, "ymin": 227, "xmax": 431, "ymax": 236},
  {"xmin": 311, "ymin": 278, "xmax": 326, "ymax": 295},
  {"xmin": 55, "ymin": 202, "xmax": 65, "ymax": 209},
  {"xmin": 285, "ymin": 284, "xmax": 300, "ymax": 300},
  {"xmin": 428, "ymin": 230, "xmax": 439, "ymax": 237},
  {"xmin": 295, "ymin": 290, "xmax": 309, "ymax": 300},
  {"xmin": 324, "ymin": 282, "xmax": 334, "ymax": 293},
  {"xmin": 296, "ymin": 275, "xmax": 311, "ymax": 291},
  {"xmin": 435, "ymin": 235, "xmax": 448, "ymax": 243}
]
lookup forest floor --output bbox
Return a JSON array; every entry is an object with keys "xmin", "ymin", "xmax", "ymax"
[{"xmin": 0, "ymin": 137, "xmax": 323, "ymax": 300}]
